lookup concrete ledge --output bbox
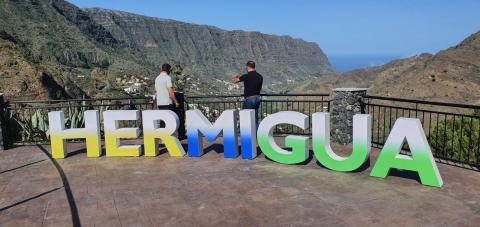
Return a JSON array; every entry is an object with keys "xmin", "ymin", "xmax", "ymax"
[{"xmin": 332, "ymin": 88, "xmax": 369, "ymax": 92}]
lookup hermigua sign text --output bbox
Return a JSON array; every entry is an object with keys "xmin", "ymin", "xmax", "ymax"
[{"xmin": 48, "ymin": 109, "xmax": 443, "ymax": 187}]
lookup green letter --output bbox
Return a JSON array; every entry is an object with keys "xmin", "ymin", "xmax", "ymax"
[
  {"xmin": 257, "ymin": 111, "xmax": 309, "ymax": 164},
  {"xmin": 370, "ymin": 118, "xmax": 443, "ymax": 187},
  {"xmin": 312, "ymin": 113, "xmax": 371, "ymax": 171}
]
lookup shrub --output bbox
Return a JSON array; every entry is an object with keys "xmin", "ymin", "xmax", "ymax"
[{"xmin": 428, "ymin": 113, "xmax": 480, "ymax": 165}]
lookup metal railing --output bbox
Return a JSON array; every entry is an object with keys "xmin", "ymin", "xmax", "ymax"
[
  {"xmin": 364, "ymin": 95, "xmax": 480, "ymax": 169},
  {"xmin": 186, "ymin": 93, "xmax": 331, "ymax": 135},
  {"xmin": 3, "ymin": 93, "xmax": 479, "ymax": 170},
  {"xmin": 4, "ymin": 97, "xmax": 155, "ymax": 145},
  {"xmin": 3, "ymin": 94, "xmax": 330, "ymax": 145}
]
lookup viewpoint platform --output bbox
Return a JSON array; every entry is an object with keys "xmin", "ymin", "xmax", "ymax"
[{"xmin": 0, "ymin": 140, "xmax": 479, "ymax": 226}]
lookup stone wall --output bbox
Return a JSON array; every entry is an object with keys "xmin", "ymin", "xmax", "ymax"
[{"xmin": 331, "ymin": 88, "xmax": 367, "ymax": 145}]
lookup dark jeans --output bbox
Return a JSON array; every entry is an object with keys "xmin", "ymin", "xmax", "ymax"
[
  {"xmin": 157, "ymin": 104, "xmax": 174, "ymax": 111},
  {"xmin": 242, "ymin": 96, "xmax": 261, "ymax": 125}
]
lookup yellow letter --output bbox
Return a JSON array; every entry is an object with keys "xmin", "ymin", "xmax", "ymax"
[
  {"xmin": 48, "ymin": 110, "xmax": 101, "ymax": 158},
  {"xmin": 143, "ymin": 110, "xmax": 185, "ymax": 157},
  {"xmin": 104, "ymin": 110, "xmax": 141, "ymax": 157}
]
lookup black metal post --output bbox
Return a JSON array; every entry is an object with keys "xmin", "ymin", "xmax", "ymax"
[
  {"xmin": 175, "ymin": 92, "xmax": 187, "ymax": 140},
  {"xmin": 0, "ymin": 92, "xmax": 5, "ymax": 151}
]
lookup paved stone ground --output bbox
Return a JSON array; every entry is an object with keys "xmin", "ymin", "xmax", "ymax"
[{"xmin": 0, "ymin": 138, "xmax": 480, "ymax": 227}]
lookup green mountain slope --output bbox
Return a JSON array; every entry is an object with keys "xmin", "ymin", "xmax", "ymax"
[{"xmin": 0, "ymin": 0, "xmax": 152, "ymax": 99}]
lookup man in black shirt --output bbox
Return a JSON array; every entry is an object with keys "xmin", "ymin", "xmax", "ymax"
[{"xmin": 232, "ymin": 60, "xmax": 263, "ymax": 125}]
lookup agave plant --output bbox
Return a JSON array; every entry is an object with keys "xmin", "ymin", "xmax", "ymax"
[
  {"xmin": 65, "ymin": 105, "xmax": 86, "ymax": 129},
  {"xmin": 31, "ymin": 109, "xmax": 49, "ymax": 136},
  {"xmin": 7, "ymin": 112, "xmax": 30, "ymax": 142},
  {"xmin": 7, "ymin": 108, "xmax": 49, "ymax": 143}
]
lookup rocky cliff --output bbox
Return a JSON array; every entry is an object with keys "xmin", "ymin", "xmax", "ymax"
[{"xmin": 85, "ymin": 8, "xmax": 334, "ymax": 87}]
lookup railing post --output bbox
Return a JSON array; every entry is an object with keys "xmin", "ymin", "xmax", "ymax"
[
  {"xmin": 331, "ymin": 88, "xmax": 368, "ymax": 145},
  {"xmin": 174, "ymin": 92, "xmax": 187, "ymax": 140},
  {"xmin": 0, "ymin": 92, "xmax": 5, "ymax": 151}
]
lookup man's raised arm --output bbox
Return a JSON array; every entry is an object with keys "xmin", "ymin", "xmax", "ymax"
[{"xmin": 232, "ymin": 74, "xmax": 241, "ymax": 84}]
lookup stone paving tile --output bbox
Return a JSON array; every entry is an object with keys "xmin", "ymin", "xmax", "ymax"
[
  {"xmin": 0, "ymin": 140, "xmax": 480, "ymax": 226},
  {"xmin": 0, "ymin": 188, "xmax": 72, "ymax": 227}
]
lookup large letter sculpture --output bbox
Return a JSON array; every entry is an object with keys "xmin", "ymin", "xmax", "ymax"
[
  {"xmin": 142, "ymin": 110, "xmax": 185, "ymax": 157},
  {"xmin": 257, "ymin": 111, "xmax": 309, "ymax": 164},
  {"xmin": 239, "ymin": 110, "xmax": 258, "ymax": 159},
  {"xmin": 49, "ymin": 110, "xmax": 101, "ymax": 159},
  {"xmin": 312, "ymin": 113, "xmax": 371, "ymax": 171},
  {"xmin": 104, "ymin": 110, "xmax": 142, "ymax": 157},
  {"xmin": 186, "ymin": 109, "xmax": 239, "ymax": 158},
  {"xmin": 370, "ymin": 118, "xmax": 443, "ymax": 187}
]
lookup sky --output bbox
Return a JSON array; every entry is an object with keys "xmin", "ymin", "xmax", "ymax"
[{"xmin": 68, "ymin": 0, "xmax": 480, "ymax": 58}]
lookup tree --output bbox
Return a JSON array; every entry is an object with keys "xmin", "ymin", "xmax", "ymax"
[{"xmin": 170, "ymin": 64, "xmax": 188, "ymax": 92}]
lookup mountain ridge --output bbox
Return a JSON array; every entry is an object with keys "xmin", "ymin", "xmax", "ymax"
[
  {"xmin": 84, "ymin": 8, "xmax": 334, "ymax": 87},
  {"xmin": 83, "ymin": 7, "xmax": 321, "ymax": 49},
  {"xmin": 0, "ymin": 0, "xmax": 334, "ymax": 100},
  {"xmin": 294, "ymin": 31, "xmax": 480, "ymax": 104}
]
